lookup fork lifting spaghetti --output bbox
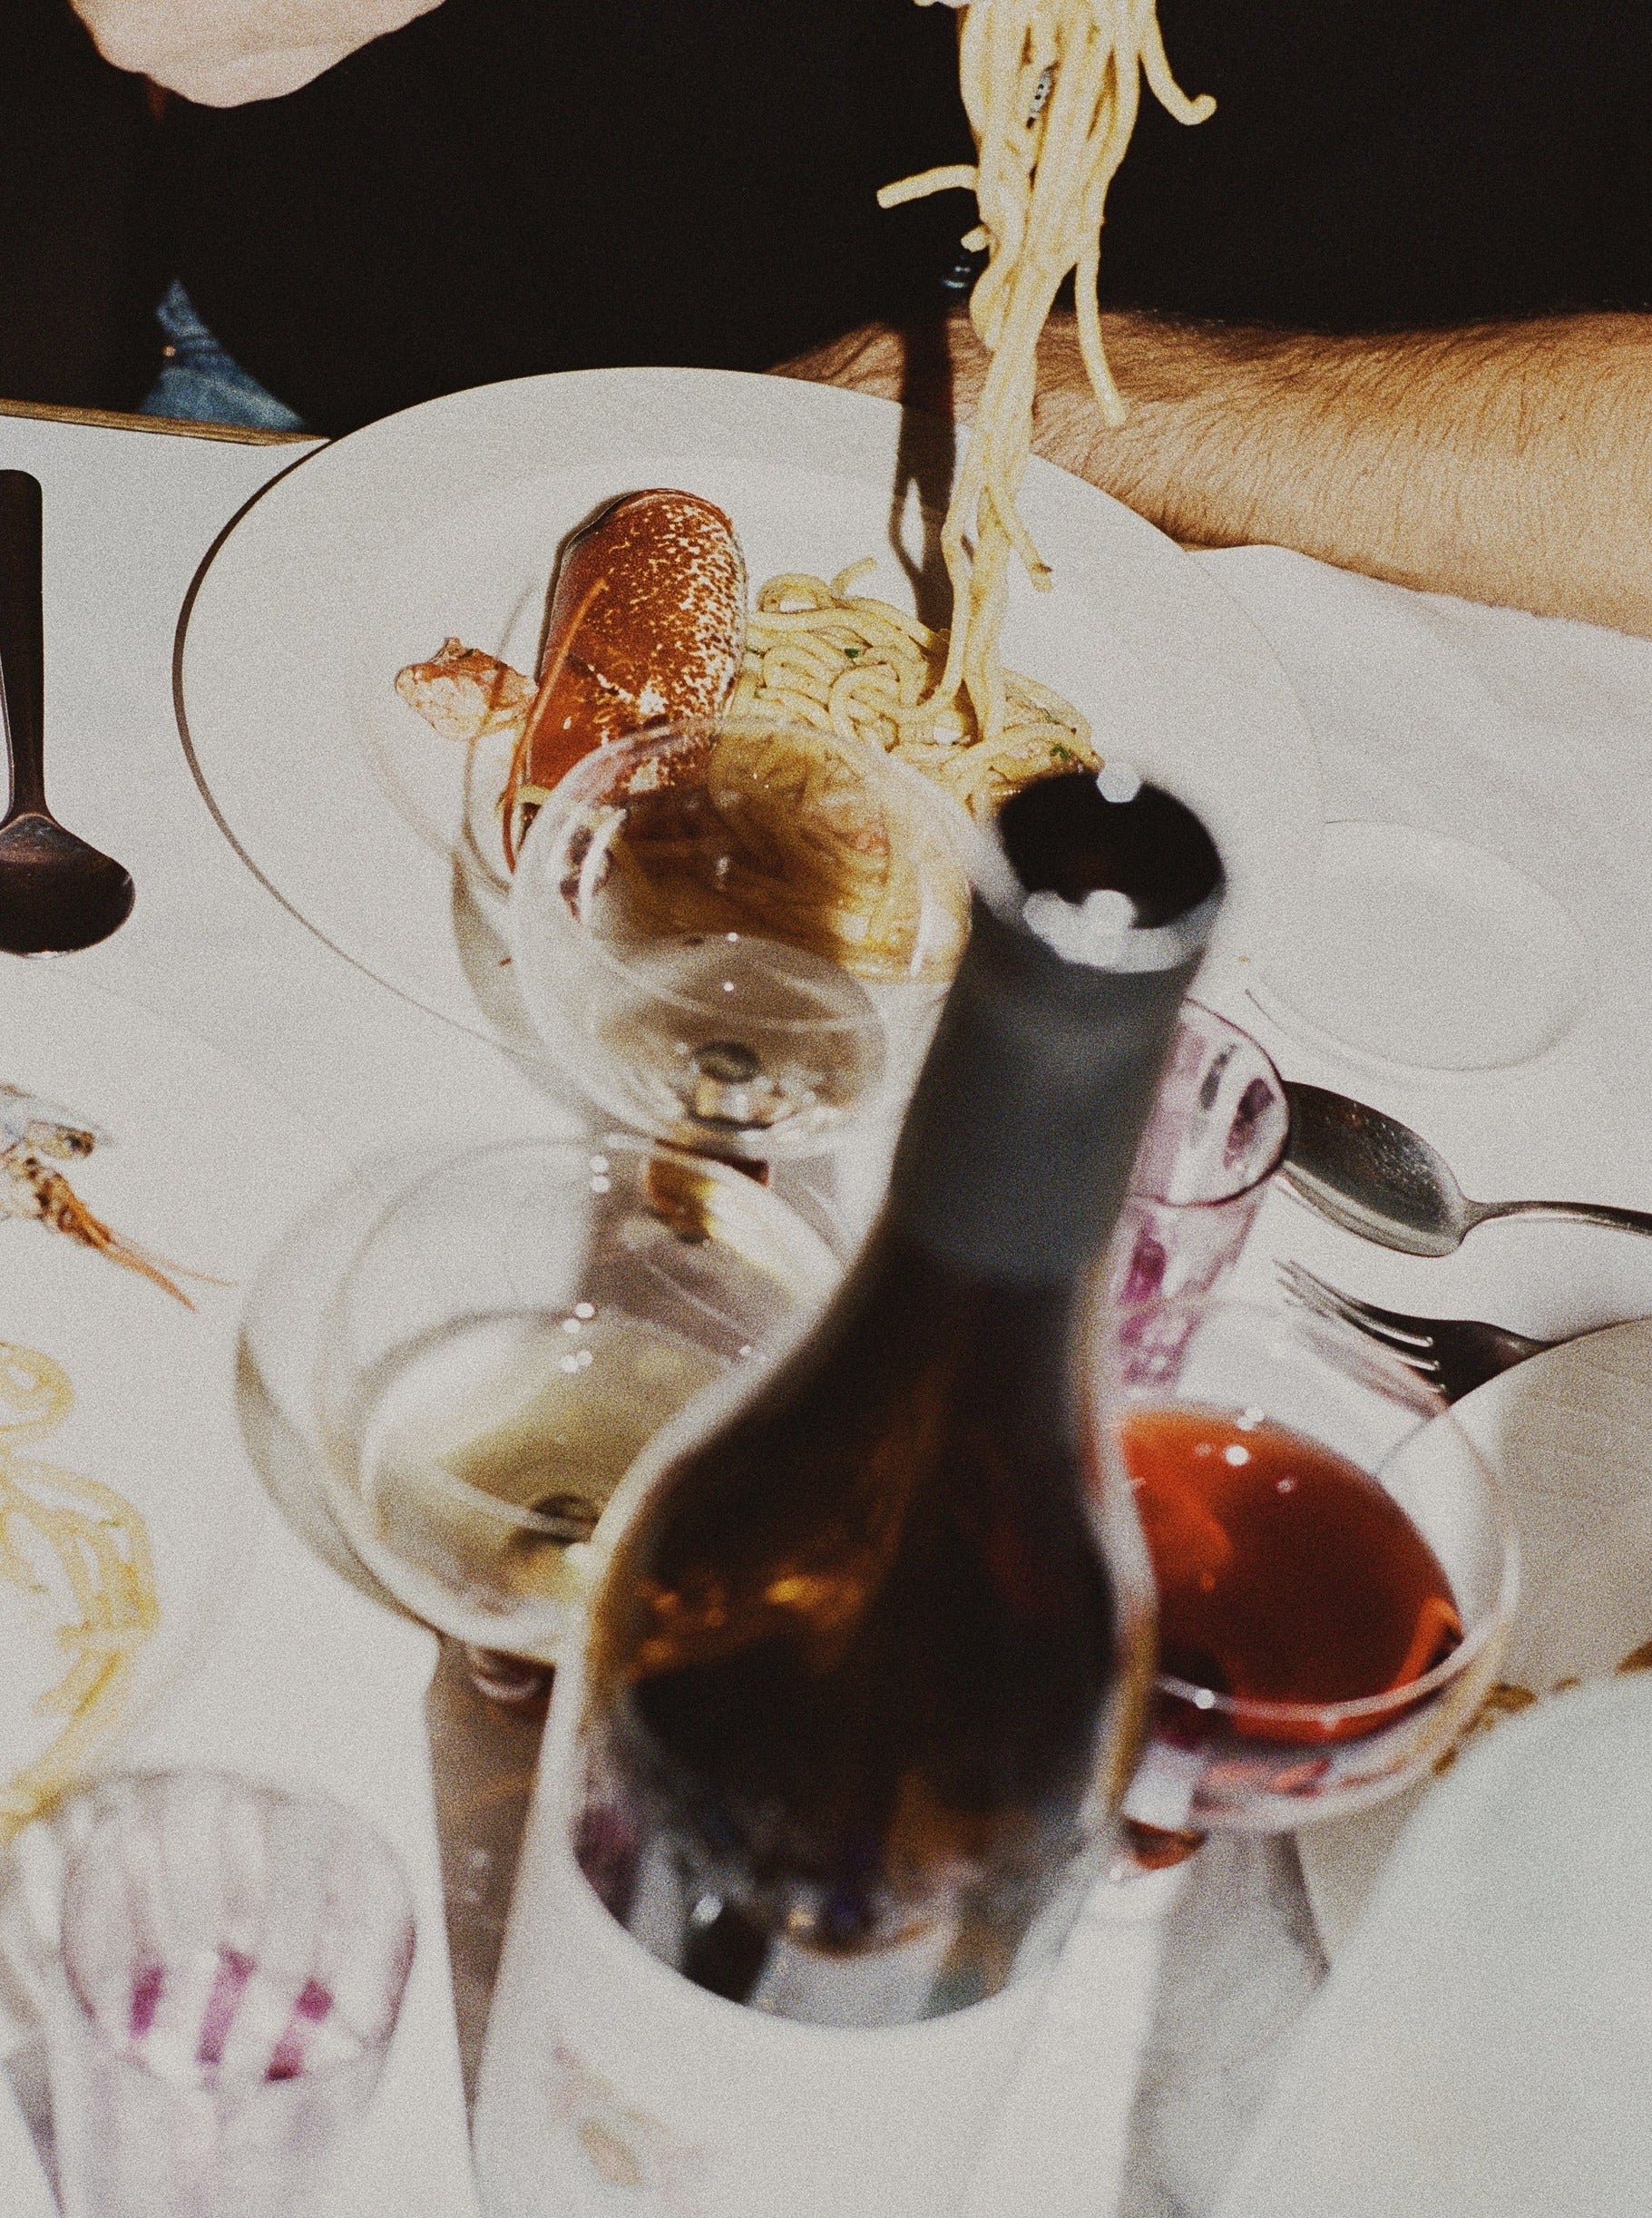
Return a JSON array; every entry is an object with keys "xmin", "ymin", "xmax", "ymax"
[{"xmin": 881, "ymin": 0, "xmax": 1214, "ymax": 747}]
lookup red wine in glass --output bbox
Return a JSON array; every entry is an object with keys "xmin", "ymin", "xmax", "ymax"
[
  {"xmin": 1104, "ymin": 1300, "xmax": 1517, "ymax": 1845},
  {"xmin": 1121, "ymin": 1404, "xmax": 1463, "ymax": 1737}
]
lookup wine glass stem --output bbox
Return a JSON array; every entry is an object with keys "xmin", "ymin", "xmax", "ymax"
[
  {"xmin": 1114, "ymin": 1818, "xmax": 1207, "ymax": 1876},
  {"xmin": 463, "ymin": 1646, "xmax": 554, "ymax": 1706}
]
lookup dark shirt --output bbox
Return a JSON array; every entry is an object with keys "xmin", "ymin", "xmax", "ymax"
[
  {"xmin": 167, "ymin": 0, "xmax": 1652, "ymax": 435},
  {"xmin": 167, "ymin": 0, "xmax": 973, "ymax": 432},
  {"xmin": 1, "ymin": 1, "xmax": 162, "ymax": 410}
]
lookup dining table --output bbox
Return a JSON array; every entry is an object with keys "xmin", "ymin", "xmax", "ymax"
[{"xmin": 5, "ymin": 387, "xmax": 1652, "ymax": 2218}]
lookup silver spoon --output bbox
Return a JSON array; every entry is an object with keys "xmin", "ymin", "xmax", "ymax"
[
  {"xmin": 0, "ymin": 471, "xmax": 133, "ymax": 955},
  {"xmin": 1282, "ymin": 1080, "xmax": 1652, "ymax": 1257}
]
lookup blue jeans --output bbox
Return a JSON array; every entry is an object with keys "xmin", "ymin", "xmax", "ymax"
[{"xmin": 139, "ymin": 281, "xmax": 308, "ymax": 433}]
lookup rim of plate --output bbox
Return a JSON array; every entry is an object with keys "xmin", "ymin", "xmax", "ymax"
[
  {"xmin": 0, "ymin": 964, "xmax": 350, "ymax": 1806},
  {"xmin": 1295, "ymin": 1314, "xmax": 1652, "ymax": 1957},
  {"xmin": 175, "ymin": 366, "xmax": 1322, "ymax": 1043}
]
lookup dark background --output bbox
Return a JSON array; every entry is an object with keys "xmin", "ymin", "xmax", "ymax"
[
  {"xmin": 0, "ymin": 0, "xmax": 162, "ymax": 410},
  {"xmin": 6, "ymin": 0, "xmax": 1652, "ymax": 423}
]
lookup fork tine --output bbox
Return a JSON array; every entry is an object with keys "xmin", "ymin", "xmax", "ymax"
[
  {"xmin": 1276, "ymin": 1257, "xmax": 1404, "ymax": 1336},
  {"xmin": 1277, "ymin": 1265, "xmax": 1447, "ymax": 1387},
  {"xmin": 1276, "ymin": 1259, "xmax": 1434, "ymax": 1351},
  {"xmin": 1276, "ymin": 1263, "xmax": 1407, "ymax": 1348},
  {"xmin": 1380, "ymin": 1344, "xmax": 1443, "ymax": 1385},
  {"xmin": 1276, "ymin": 1258, "xmax": 1357, "ymax": 1329}
]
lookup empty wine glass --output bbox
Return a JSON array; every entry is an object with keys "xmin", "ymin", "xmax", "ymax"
[
  {"xmin": 507, "ymin": 718, "xmax": 973, "ymax": 1160},
  {"xmin": 314, "ymin": 1137, "xmax": 840, "ymax": 1693},
  {"xmin": 1097, "ymin": 1298, "xmax": 1516, "ymax": 1844}
]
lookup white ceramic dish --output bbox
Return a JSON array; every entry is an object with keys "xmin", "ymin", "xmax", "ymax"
[
  {"xmin": 1297, "ymin": 1315, "xmax": 1652, "ymax": 1954},
  {"xmin": 1251, "ymin": 819, "xmax": 1592, "ymax": 1074},
  {"xmin": 0, "ymin": 964, "xmax": 347, "ymax": 1822},
  {"xmin": 176, "ymin": 367, "xmax": 1321, "ymax": 1040}
]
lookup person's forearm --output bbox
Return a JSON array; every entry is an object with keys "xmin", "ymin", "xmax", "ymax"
[
  {"xmin": 781, "ymin": 309, "xmax": 1652, "ymax": 636},
  {"xmin": 72, "ymin": 0, "xmax": 440, "ymax": 105}
]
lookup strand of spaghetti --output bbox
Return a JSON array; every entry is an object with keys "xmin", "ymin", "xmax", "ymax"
[
  {"xmin": 761, "ymin": 645, "xmax": 846, "ymax": 690},
  {"xmin": 881, "ymin": 0, "xmax": 1211, "ymax": 746},
  {"xmin": 878, "ymin": 163, "xmax": 978, "ymax": 208},
  {"xmin": 0, "ymin": 1343, "xmax": 158, "ymax": 1839},
  {"xmin": 1139, "ymin": 0, "xmax": 1217, "ymax": 124},
  {"xmin": 829, "ymin": 560, "xmax": 880, "ymax": 595},
  {"xmin": 751, "ymin": 597, "xmax": 936, "ymax": 650},
  {"xmin": 730, "ymin": 569, "xmax": 1097, "ymax": 815},
  {"xmin": 758, "ymin": 687, "xmax": 836, "ymax": 730},
  {"xmin": 838, "ymin": 596, "xmax": 937, "ymax": 645}
]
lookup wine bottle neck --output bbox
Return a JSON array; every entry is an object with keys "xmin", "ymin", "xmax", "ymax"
[{"xmin": 885, "ymin": 895, "xmax": 1202, "ymax": 1285}]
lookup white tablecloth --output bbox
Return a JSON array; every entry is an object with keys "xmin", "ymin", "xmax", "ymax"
[
  {"xmin": 6, "ymin": 407, "xmax": 1652, "ymax": 2215},
  {"xmin": 1206, "ymin": 542, "xmax": 1652, "ymax": 1349}
]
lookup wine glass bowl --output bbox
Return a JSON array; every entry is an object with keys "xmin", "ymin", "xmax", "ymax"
[
  {"xmin": 507, "ymin": 718, "xmax": 973, "ymax": 1158},
  {"xmin": 314, "ymin": 1137, "xmax": 840, "ymax": 1671},
  {"xmin": 1104, "ymin": 1299, "xmax": 1516, "ymax": 1834},
  {"xmin": 1109, "ymin": 1002, "xmax": 1288, "ymax": 1347}
]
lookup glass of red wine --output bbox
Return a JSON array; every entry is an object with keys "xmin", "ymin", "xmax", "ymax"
[{"xmin": 1098, "ymin": 1297, "xmax": 1517, "ymax": 1848}]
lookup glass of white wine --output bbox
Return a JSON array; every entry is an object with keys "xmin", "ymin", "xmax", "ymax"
[
  {"xmin": 507, "ymin": 718, "xmax": 974, "ymax": 1161},
  {"xmin": 314, "ymin": 1137, "xmax": 841, "ymax": 1695}
]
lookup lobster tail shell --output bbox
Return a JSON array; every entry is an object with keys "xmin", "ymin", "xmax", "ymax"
[{"xmin": 501, "ymin": 490, "xmax": 747, "ymax": 867}]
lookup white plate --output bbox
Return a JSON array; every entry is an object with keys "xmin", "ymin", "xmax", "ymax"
[
  {"xmin": 0, "ymin": 964, "xmax": 346, "ymax": 1826},
  {"xmin": 176, "ymin": 367, "xmax": 1321, "ymax": 1038},
  {"xmin": 1251, "ymin": 820, "xmax": 1593, "ymax": 1074},
  {"xmin": 1298, "ymin": 1316, "xmax": 1652, "ymax": 1954}
]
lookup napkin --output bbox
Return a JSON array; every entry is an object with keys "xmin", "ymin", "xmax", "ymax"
[{"xmin": 1214, "ymin": 1676, "xmax": 1652, "ymax": 2218}]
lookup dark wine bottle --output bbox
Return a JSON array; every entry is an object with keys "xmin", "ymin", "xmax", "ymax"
[{"xmin": 570, "ymin": 774, "xmax": 1226, "ymax": 2027}]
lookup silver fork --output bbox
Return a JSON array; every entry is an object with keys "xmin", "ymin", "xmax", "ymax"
[{"xmin": 1277, "ymin": 1259, "xmax": 1557, "ymax": 1403}]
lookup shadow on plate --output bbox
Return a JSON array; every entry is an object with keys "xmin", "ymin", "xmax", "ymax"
[
  {"xmin": 881, "ymin": 359, "xmax": 955, "ymax": 627},
  {"xmin": 449, "ymin": 848, "xmax": 572, "ymax": 1067}
]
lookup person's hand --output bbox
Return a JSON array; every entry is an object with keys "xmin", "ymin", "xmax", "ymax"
[{"xmin": 72, "ymin": 0, "xmax": 444, "ymax": 106}]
